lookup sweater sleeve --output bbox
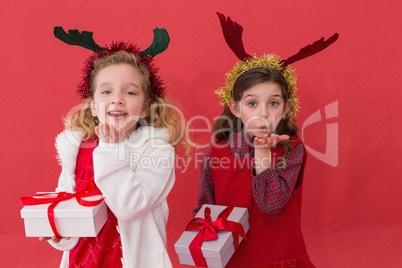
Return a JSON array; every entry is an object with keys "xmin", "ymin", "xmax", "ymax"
[
  {"xmin": 251, "ymin": 143, "xmax": 305, "ymax": 214},
  {"xmin": 93, "ymin": 139, "xmax": 175, "ymax": 222}
]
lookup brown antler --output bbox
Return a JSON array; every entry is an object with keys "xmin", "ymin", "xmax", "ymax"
[
  {"xmin": 283, "ymin": 33, "xmax": 339, "ymax": 68},
  {"xmin": 217, "ymin": 12, "xmax": 251, "ymax": 60}
]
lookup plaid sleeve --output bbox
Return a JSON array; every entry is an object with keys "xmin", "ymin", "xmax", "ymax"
[
  {"xmin": 251, "ymin": 143, "xmax": 304, "ymax": 214},
  {"xmin": 193, "ymin": 147, "xmax": 216, "ymax": 216}
]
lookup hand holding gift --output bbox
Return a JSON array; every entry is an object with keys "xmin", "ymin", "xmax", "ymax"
[
  {"xmin": 20, "ymin": 180, "xmax": 107, "ymax": 238},
  {"xmin": 39, "ymin": 236, "xmax": 71, "ymax": 243}
]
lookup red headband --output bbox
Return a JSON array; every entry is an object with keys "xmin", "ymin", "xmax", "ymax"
[
  {"xmin": 78, "ymin": 41, "xmax": 166, "ymax": 99},
  {"xmin": 54, "ymin": 27, "xmax": 170, "ymax": 99}
]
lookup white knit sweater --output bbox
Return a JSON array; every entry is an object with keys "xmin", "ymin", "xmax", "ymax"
[{"xmin": 48, "ymin": 126, "xmax": 175, "ymax": 268}]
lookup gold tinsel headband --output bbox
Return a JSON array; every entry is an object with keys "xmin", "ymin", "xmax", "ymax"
[
  {"xmin": 216, "ymin": 12, "xmax": 339, "ymax": 118},
  {"xmin": 216, "ymin": 54, "xmax": 299, "ymax": 119}
]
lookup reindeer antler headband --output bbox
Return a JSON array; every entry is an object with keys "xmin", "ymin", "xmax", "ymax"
[
  {"xmin": 54, "ymin": 26, "xmax": 170, "ymax": 99},
  {"xmin": 215, "ymin": 12, "xmax": 339, "ymax": 118}
]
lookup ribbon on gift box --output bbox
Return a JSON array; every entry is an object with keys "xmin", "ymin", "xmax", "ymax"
[
  {"xmin": 185, "ymin": 206, "xmax": 247, "ymax": 267},
  {"xmin": 20, "ymin": 180, "xmax": 104, "ymax": 238}
]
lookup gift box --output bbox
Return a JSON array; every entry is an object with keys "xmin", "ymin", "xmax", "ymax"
[
  {"xmin": 175, "ymin": 204, "xmax": 249, "ymax": 268},
  {"xmin": 20, "ymin": 193, "xmax": 108, "ymax": 237}
]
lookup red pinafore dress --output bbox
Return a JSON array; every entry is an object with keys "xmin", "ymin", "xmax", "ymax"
[
  {"xmin": 69, "ymin": 139, "xmax": 122, "ymax": 268},
  {"xmin": 209, "ymin": 138, "xmax": 315, "ymax": 268}
]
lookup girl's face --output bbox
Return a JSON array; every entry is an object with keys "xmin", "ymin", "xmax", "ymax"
[
  {"xmin": 90, "ymin": 63, "xmax": 146, "ymax": 133},
  {"xmin": 229, "ymin": 82, "xmax": 290, "ymax": 138}
]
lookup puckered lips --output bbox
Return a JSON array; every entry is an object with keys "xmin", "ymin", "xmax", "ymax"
[{"xmin": 258, "ymin": 125, "xmax": 269, "ymax": 133}]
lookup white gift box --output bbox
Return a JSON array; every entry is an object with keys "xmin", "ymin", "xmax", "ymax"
[
  {"xmin": 175, "ymin": 204, "xmax": 249, "ymax": 268},
  {"xmin": 20, "ymin": 193, "xmax": 108, "ymax": 237}
]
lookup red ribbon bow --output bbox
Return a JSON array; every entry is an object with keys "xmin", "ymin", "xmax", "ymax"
[
  {"xmin": 20, "ymin": 180, "xmax": 104, "ymax": 238},
  {"xmin": 185, "ymin": 206, "xmax": 247, "ymax": 267}
]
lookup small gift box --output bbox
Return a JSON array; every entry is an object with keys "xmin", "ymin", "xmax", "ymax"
[
  {"xmin": 20, "ymin": 181, "xmax": 107, "ymax": 238},
  {"xmin": 21, "ymin": 194, "xmax": 107, "ymax": 237},
  {"xmin": 174, "ymin": 204, "xmax": 249, "ymax": 268}
]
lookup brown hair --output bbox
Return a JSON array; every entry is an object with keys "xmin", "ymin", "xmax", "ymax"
[
  {"xmin": 65, "ymin": 50, "xmax": 190, "ymax": 155},
  {"xmin": 212, "ymin": 67, "xmax": 298, "ymax": 155}
]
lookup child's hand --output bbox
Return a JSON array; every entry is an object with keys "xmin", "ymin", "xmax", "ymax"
[
  {"xmin": 39, "ymin": 236, "xmax": 71, "ymax": 243},
  {"xmin": 95, "ymin": 123, "xmax": 128, "ymax": 143},
  {"xmin": 253, "ymin": 134, "xmax": 289, "ymax": 175},
  {"xmin": 253, "ymin": 134, "xmax": 290, "ymax": 150}
]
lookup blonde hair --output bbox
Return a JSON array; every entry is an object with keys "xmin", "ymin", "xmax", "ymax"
[{"xmin": 65, "ymin": 50, "xmax": 190, "ymax": 155}]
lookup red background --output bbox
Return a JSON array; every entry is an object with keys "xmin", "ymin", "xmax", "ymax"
[{"xmin": 2, "ymin": 0, "xmax": 402, "ymax": 267}]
